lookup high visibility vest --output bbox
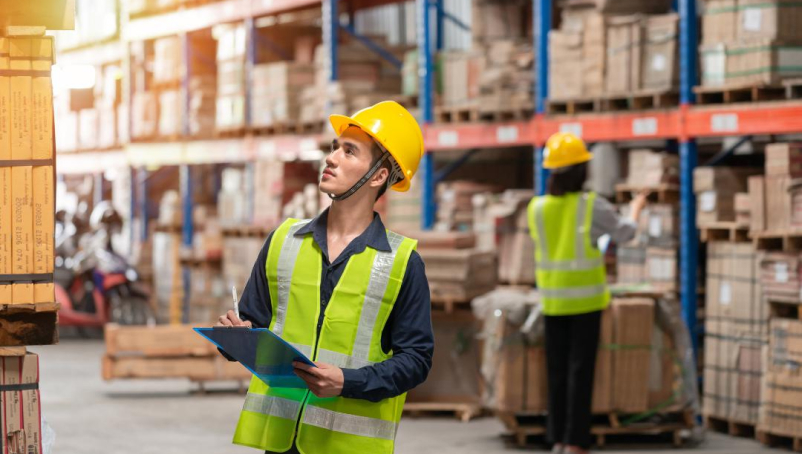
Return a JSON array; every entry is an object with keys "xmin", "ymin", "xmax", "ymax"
[
  {"xmin": 528, "ymin": 192, "xmax": 610, "ymax": 316},
  {"xmin": 234, "ymin": 218, "xmax": 417, "ymax": 454}
]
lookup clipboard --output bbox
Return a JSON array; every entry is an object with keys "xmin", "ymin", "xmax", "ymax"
[{"xmin": 194, "ymin": 327, "xmax": 316, "ymax": 389}]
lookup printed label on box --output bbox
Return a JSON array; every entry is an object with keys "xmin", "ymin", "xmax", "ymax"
[
  {"xmin": 700, "ymin": 191, "xmax": 717, "ymax": 212},
  {"xmin": 649, "ymin": 216, "xmax": 662, "ymax": 238},
  {"xmin": 775, "ymin": 263, "xmax": 790, "ymax": 283},
  {"xmin": 743, "ymin": 8, "xmax": 762, "ymax": 32},
  {"xmin": 651, "ymin": 54, "xmax": 667, "ymax": 71},
  {"xmin": 720, "ymin": 281, "xmax": 732, "ymax": 305}
]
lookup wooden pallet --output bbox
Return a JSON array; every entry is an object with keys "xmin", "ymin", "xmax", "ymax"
[
  {"xmin": 434, "ymin": 105, "xmax": 480, "ymax": 124},
  {"xmin": 215, "ymin": 127, "xmax": 247, "ymax": 139},
  {"xmin": 783, "ymin": 78, "xmax": 802, "ymax": 100},
  {"xmin": 221, "ymin": 224, "xmax": 273, "ymax": 238},
  {"xmin": 547, "ymin": 98, "xmax": 599, "ymax": 115},
  {"xmin": 699, "ymin": 222, "xmax": 750, "ymax": 243},
  {"xmin": 251, "ymin": 122, "xmax": 298, "ymax": 137},
  {"xmin": 0, "ymin": 302, "xmax": 59, "ymax": 347},
  {"xmin": 601, "ymin": 90, "xmax": 679, "ymax": 111},
  {"xmin": 403, "ymin": 401, "xmax": 483, "ymax": 423},
  {"xmin": 752, "ymin": 229, "xmax": 802, "ymax": 251},
  {"xmin": 694, "ymin": 84, "xmax": 785, "ymax": 105},
  {"xmin": 768, "ymin": 300, "xmax": 802, "ymax": 320},
  {"xmin": 614, "ymin": 183, "xmax": 680, "ymax": 204},
  {"xmin": 704, "ymin": 415, "xmax": 756, "ymax": 439},
  {"xmin": 477, "ymin": 106, "xmax": 534, "ymax": 122},
  {"xmin": 499, "ymin": 410, "xmax": 694, "ymax": 449},
  {"xmin": 758, "ymin": 428, "xmax": 802, "ymax": 452},
  {"xmin": 296, "ymin": 120, "xmax": 325, "ymax": 134}
]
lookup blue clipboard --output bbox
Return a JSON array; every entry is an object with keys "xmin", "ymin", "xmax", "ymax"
[{"xmin": 194, "ymin": 327, "xmax": 316, "ymax": 389}]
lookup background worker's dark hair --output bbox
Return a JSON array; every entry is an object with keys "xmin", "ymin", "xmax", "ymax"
[{"xmin": 547, "ymin": 162, "xmax": 587, "ymax": 196}]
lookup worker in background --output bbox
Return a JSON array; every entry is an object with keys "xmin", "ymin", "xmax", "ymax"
[
  {"xmin": 529, "ymin": 132, "xmax": 648, "ymax": 454},
  {"xmin": 217, "ymin": 101, "xmax": 433, "ymax": 454}
]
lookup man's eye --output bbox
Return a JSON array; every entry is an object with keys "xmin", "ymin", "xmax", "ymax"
[{"xmin": 345, "ymin": 148, "xmax": 354, "ymax": 155}]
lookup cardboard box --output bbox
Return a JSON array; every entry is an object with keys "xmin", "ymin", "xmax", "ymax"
[
  {"xmin": 407, "ymin": 311, "xmax": 482, "ymax": 406},
  {"xmin": 693, "ymin": 167, "xmax": 761, "ymax": 194},
  {"xmin": 617, "ymin": 244, "xmax": 646, "ymax": 284},
  {"xmin": 646, "ymin": 247, "xmax": 677, "ymax": 293},
  {"xmin": 611, "ymin": 298, "xmax": 654, "ymax": 412},
  {"xmin": 32, "ymin": 166, "xmax": 53, "ymax": 274},
  {"xmin": 605, "ymin": 15, "xmax": 643, "ymax": 95},
  {"xmin": 760, "ymin": 319, "xmax": 802, "ymax": 436},
  {"xmin": 765, "ymin": 176, "xmax": 792, "ymax": 231},
  {"xmin": 735, "ymin": 192, "xmax": 751, "ymax": 225},
  {"xmin": 31, "ymin": 76, "xmax": 52, "ymax": 159},
  {"xmin": 549, "ymin": 30, "xmax": 584, "ymax": 100},
  {"xmin": 626, "ymin": 149, "xmax": 679, "ymax": 188},
  {"xmin": 0, "ymin": 37, "xmax": 10, "ymax": 160},
  {"xmin": 0, "ymin": 284, "xmax": 10, "ymax": 305},
  {"xmin": 759, "ymin": 252, "xmax": 801, "ymax": 303},
  {"xmin": 1, "ymin": 353, "xmax": 42, "ymax": 454},
  {"xmin": 471, "ymin": 0, "xmax": 530, "ymax": 44},
  {"xmin": 697, "ymin": 190, "xmax": 736, "ymax": 225},
  {"xmin": 738, "ymin": 0, "xmax": 802, "ymax": 43},
  {"xmin": 9, "ymin": 38, "xmax": 31, "ymax": 160},
  {"xmin": 700, "ymin": 43, "xmax": 727, "ymax": 87},
  {"xmin": 702, "ymin": 0, "xmax": 738, "ymax": 44},
  {"xmin": 0, "ymin": 168, "xmax": 10, "ymax": 274},
  {"xmin": 726, "ymin": 40, "xmax": 802, "ymax": 86},
  {"xmin": 11, "ymin": 166, "xmax": 32, "ymax": 274},
  {"xmin": 766, "ymin": 143, "xmax": 802, "ymax": 178},
  {"xmin": 749, "ymin": 176, "xmax": 766, "ymax": 232},
  {"xmin": 34, "ymin": 282, "xmax": 53, "ymax": 304},
  {"xmin": 11, "ymin": 282, "xmax": 33, "ymax": 304},
  {"xmin": 642, "ymin": 13, "xmax": 678, "ymax": 91}
]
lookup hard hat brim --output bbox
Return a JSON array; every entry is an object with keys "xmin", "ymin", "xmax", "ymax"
[
  {"xmin": 329, "ymin": 114, "xmax": 410, "ymax": 192},
  {"xmin": 542, "ymin": 151, "xmax": 593, "ymax": 170}
]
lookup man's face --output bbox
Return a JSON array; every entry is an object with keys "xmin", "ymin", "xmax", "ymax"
[{"xmin": 320, "ymin": 126, "xmax": 376, "ymax": 195}]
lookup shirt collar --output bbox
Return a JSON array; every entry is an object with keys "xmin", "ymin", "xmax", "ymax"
[{"xmin": 294, "ymin": 207, "xmax": 392, "ymax": 253}]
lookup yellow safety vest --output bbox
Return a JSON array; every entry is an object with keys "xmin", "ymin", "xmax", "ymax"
[
  {"xmin": 234, "ymin": 218, "xmax": 417, "ymax": 454},
  {"xmin": 528, "ymin": 192, "xmax": 610, "ymax": 316}
]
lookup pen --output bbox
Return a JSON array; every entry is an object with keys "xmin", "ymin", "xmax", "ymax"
[{"xmin": 232, "ymin": 286, "xmax": 240, "ymax": 321}]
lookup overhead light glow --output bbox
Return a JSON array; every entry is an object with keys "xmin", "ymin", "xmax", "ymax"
[{"xmin": 52, "ymin": 64, "xmax": 96, "ymax": 90}]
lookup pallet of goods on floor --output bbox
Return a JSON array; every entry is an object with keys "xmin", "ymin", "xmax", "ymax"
[
  {"xmin": 476, "ymin": 287, "xmax": 696, "ymax": 448},
  {"xmin": 0, "ymin": 33, "xmax": 58, "ymax": 348}
]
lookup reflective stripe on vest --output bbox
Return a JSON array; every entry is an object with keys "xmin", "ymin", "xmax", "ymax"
[
  {"xmin": 302, "ymin": 405, "xmax": 398, "ymax": 441},
  {"xmin": 234, "ymin": 218, "xmax": 416, "ymax": 454},
  {"xmin": 242, "ymin": 393, "xmax": 301, "ymax": 421}
]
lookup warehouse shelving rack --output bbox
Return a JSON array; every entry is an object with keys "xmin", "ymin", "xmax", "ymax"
[{"xmin": 56, "ymin": 0, "xmax": 802, "ymax": 346}]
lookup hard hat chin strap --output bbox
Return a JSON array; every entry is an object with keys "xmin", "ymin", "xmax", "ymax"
[{"xmin": 327, "ymin": 151, "xmax": 390, "ymax": 202}]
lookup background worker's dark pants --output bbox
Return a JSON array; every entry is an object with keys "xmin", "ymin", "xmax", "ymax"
[{"xmin": 545, "ymin": 310, "xmax": 602, "ymax": 449}]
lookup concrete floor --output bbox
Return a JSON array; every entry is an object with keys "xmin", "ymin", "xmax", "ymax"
[{"xmin": 32, "ymin": 340, "xmax": 780, "ymax": 454}]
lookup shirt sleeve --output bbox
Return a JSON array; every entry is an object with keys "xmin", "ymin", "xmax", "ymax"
[
  {"xmin": 219, "ymin": 231, "xmax": 274, "ymax": 361},
  {"xmin": 590, "ymin": 196, "xmax": 638, "ymax": 245},
  {"xmin": 339, "ymin": 251, "xmax": 434, "ymax": 403}
]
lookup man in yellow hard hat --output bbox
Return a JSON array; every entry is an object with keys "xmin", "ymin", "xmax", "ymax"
[
  {"xmin": 217, "ymin": 101, "xmax": 433, "ymax": 454},
  {"xmin": 529, "ymin": 132, "xmax": 647, "ymax": 454}
]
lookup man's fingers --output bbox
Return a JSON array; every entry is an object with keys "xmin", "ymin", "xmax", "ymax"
[{"xmin": 217, "ymin": 315, "xmax": 233, "ymax": 327}]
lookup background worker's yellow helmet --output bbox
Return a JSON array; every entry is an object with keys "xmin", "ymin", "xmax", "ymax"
[
  {"xmin": 329, "ymin": 101, "xmax": 424, "ymax": 192},
  {"xmin": 543, "ymin": 132, "xmax": 593, "ymax": 170}
]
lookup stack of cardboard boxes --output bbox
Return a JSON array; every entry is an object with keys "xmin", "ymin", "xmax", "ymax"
[
  {"xmin": 694, "ymin": 167, "xmax": 761, "ymax": 227},
  {"xmin": 0, "ymin": 35, "xmax": 57, "ymax": 339},
  {"xmin": 482, "ymin": 293, "xmax": 684, "ymax": 418},
  {"xmin": 616, "ymin": 150, "xmax": 679, "ymax": 293},
  {"xmin": 703, "ymin": 241, "xmax": 766, "ymax": 425},
  {"xmin": 760, "ymin": 318, "xmax": 802, "ymax": 439},
  {"xmin": 1, "ymin": 31, "xmax": 60, "ymax": 454},
  {"xmin": 701, "ymin": 0, "xmax": 802, "ymax": 88},
  {"xmin": 549, "ymin": 1, "xmax": 676, "ymax": 102}
]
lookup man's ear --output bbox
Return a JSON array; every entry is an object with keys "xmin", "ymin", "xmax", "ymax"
[{"xmin": 370, "ymin": 167, "xmax": 390, "ymax": 188}]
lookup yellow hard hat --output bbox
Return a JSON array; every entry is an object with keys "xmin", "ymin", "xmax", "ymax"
[
  {"xmin": 329, "ymin": 101, "xmax": 424, "ymax": 192},
  {"xmin": 543, "ymin": 132, "xmax": 592, "ymax": 169}
]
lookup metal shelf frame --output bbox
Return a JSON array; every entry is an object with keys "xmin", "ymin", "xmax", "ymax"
[{"xmin": 57, "ymin": 0, "xmax": 802, "ymax": 356}]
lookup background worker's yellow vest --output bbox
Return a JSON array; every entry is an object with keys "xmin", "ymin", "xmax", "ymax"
[
  {"xmin": 528, "ymin": 192, "xmax": 610, "ymax": 316},
  {"xmin": 234, "ymin": 218, "xmax": 417, "ymax": 454}
]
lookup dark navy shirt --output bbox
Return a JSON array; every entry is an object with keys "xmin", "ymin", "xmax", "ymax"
[{"xmin": 233, "ymin": 208, "xmax": 433, "ymax": 403}]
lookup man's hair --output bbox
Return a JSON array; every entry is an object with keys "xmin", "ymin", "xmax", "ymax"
[{"xmin": 370, "ymin": 141, "xmax": 399, "ymax": 201}]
